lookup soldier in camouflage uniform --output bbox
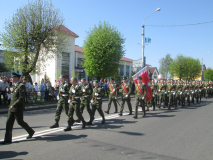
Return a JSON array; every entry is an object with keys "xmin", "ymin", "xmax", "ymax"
[
  {"xmin": 105, "ymin": 77, "xmax": 118, "ymax": 114},
  {"xmin": 64, "ymin": 77, "xmax": 86, "ymax": 131},
  {"xmin": 147, "ymin": 79, "xmax": 157, "ymax": 111},
  {"xmin": 168, "ymin": 79, "xmax": 177, "ymax": 109},
  {"xmin": 189, "ymin": 81, "xmax": 195, "ymax": 104},
  {"xmin": 118, "ymin": 76, "xmax": 132, "ymax": 116},
  {"xmin": 75, "ymin": 78, "xmax": 92, "ymax": 123},
  {"xmin": 158, "ymin": 79, "xmax": 168, "ymax": 108},
  {"xmin": 50, "ymin": 75, "xmax": 70, "ymax": 129},
  {"xmin": 87, "ymin": 80, "xmax": 105, "ymax": 125},
  {"xmin": 176, "ymin": 80, "xmax": 184, "ymax": 107},
  {"xmin": 133, "ymin": 76, "xmax": 147, "ymax": 118}
]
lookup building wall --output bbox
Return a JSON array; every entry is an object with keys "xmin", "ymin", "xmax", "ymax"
[{"xmin": 31, "ymin": 35, "xmax": 76, "ymax": 85}]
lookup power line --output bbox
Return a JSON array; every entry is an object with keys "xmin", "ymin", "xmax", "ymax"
[{"xmin": 146, "ymin": 20, "xmax": 213, "ymax": 27}]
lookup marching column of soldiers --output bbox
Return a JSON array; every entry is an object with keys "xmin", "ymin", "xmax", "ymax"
[{"xmin": 1, "ymin": 72, "xmax": 213, "ymax": 144}]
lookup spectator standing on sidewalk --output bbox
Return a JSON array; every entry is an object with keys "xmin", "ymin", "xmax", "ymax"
[
  {"xmin": 0, "ymin": 78, "xmax": 10, "ymax": 105},
  {"xmin": 40, "ymin": 82, "xmax": 45, "ymax": 102},
  {"xmin": 33, "ymin": 82, "xmax": 39, "ymax": 103},
  {"xmin": 25, "ymin": 78, "xmax": 32, "ymax": 103}
]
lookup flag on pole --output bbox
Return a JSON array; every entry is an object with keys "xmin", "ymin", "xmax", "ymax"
[
  {"xmin": 132, "ymin": 66, "xmax": 152, "ymax": 102},
  {"xmin": 145, "ymin": 37, "xmax": 148, "ymax": 43}
]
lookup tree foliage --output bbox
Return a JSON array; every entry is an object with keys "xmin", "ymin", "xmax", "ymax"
[
  {"xmin": 83, "ymin": 21, "xmax": 125, "ymax": 81},
  {"xmin": 159, "ymin": 53, "xmax": 173, "ymax": 78},
  {"xmin": 204, "ymin": 68, "xmax": 213, "ymax": 81},
  {"xmin": 169, "ymin": 54, "xmax": 201, "ymax": 80},
  {"xmin": 0, "ymin": 0, "xmax": 66, "ymax": 80}
]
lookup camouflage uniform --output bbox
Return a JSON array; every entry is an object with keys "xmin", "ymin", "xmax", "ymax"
[
  {"xmin": 87, "ymin": 86, "xmax": 105, "ymax": 125},
  {"xmin": 134, "ymin": 82, "xmax": 147, "ymax": 118}
]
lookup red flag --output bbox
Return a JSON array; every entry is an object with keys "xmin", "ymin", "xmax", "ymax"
[{"xmin": 132, "ymin": 67, "xmax": 152, "ymax": 102}]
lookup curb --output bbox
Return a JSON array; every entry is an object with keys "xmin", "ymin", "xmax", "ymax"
[{"xmin": 0, "ymin": 96, "xmax": 134, "ymax": 114}]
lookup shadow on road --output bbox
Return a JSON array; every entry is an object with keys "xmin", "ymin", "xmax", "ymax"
[
  {"xmin": 33, "ymin": 134, "xmax": 87, "ymax": 142},
  {"xmin": 146, "ymin": 112, "xmax": 176, "ymax": 118},
  {"xmin": 0, "ymin": 151, "xmax": 28, "ymax": 159}
]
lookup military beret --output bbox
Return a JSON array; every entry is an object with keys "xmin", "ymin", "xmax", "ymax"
[
  {"xmin": 137, "ymin": 76, "xmax": 142, "ymax": 80},
  {"xmin": 11, "ymin": 70, "xmax": 22, "ymax": 77},
  {"xmin": 149, "ymin": 78, "xmax": 153, "ymax": 80},
  {"xmin": 59, "ymin": 75, "xmax": 65, "ymax": 78},
  {"xmin": 81, "ymin": 78, "xmax": 86, "ymax": 81},
  {"xmin": 110, "ymin": 77, "xmax": 115, "ymax": 80},
  {"xmin": 122, "ymin": 76, "xmax": 126, "ymax": 79},
  {"xmin": 93, "ymin": 80, "xmax": 99, "ymax": 83},
  {"xmin": 72, "ymin": 77, "xmax": 77, "ymax": 81}
]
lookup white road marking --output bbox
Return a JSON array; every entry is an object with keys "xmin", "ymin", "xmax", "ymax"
[{"xmin": 0, "ymin": 110, "xmax": 140, "ymax": 143}]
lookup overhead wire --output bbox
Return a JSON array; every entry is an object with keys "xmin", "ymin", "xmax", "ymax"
[{"xmin": 146, "ymin": 21, "xmax": 213, "ymax": 27}]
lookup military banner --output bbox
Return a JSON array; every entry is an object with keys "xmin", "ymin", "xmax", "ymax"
[{"xmin": 132, "ymin": 66, "xmax": 152, "ymax": 102}]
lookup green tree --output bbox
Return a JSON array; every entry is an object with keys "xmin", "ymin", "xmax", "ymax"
[
  {"xmin": 0, "ymin": 0, "xmax": 66, "ymax": 81},
  {"xmin": 204, "ymin": 68, "xmax": 213, "ymax": 81},
  {"xmin": 159, "ymin": 53, "xmax": 173, "ymax": 78},
  {"xmin": 83, "ymin": 21, "xmax": 125, "ymax": 81},
  {"xmin": 169, "ymin": 54, "xmax": 201, "ymax": 80}
]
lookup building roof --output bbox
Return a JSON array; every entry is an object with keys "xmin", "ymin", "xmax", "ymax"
[
  {"xmin": 75, "ymin": 45, "xmax": 84, "ymax": 53},
  {"xmin": 55, "ymin": 25, "xmax": 79, "ymax": 38},
  {"xmin": 120, "ymin": 57, "xmax": 133, "ymax": 62},
  {"xmin": 149, "ymin": 67, "xmax": 157, "ymax": 74}
]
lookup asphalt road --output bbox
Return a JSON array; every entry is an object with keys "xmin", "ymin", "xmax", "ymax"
[{"xmin": 0, "ymin": 98, "xmax": 213, "ymax": 160}]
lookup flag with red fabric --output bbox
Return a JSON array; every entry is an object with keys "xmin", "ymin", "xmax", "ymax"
[{"xmin": 132, "ymin": 66, "xmax": 152, "ymax": 102}]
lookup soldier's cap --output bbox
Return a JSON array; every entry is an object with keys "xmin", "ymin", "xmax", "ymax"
[
  {"xmin": 122, "ymin": 76, "xmax": 127, "ymax": 80},
  {"xmin": 72, "ymin": 77, "xmax": 77, "ymax": 81},
  {"xmin": 110, "ymin": 77, "xmax": 115, "ymax": 80},
  {"xmin": 11, "ymin": 70, "xmax": 22, "ymax": 77},
  {"xmin": 149, "ymin": 78, "xmax": 153, "ymax": 80},
  {"xmin": 93, "ymin": 80, "xmax": 99, "ymax": 83},
  {"xmin": 59, "ymin": 75, "xmax": 65, "ymax": 78},
  {"xmin": 81, "ymin": 78, "xmax": 86, "ymax": 81},
  {"xmin": 137, "ymin": 76, "xmax": 142, "ymax": 80}
]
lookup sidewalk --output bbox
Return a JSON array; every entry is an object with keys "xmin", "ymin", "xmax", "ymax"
[{"xmin": 0, "ymin": 96, "xmax": 135, "ymax": 114}]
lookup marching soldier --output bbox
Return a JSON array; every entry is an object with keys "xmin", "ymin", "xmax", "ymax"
[
  {"xmin": 147, "ymin": 79, "xmax": 157, "ymax": 111},
  {"xmin": 184, "ymin": 80, "xmax": 190, "ymax": 106},
  {"xmin": 75, "ymin": 78, "xmax": 92, "ymax": 123},
  {"xmin": 168, "ymin": 79, "xmax": 177, "ymax": 109},
  {"xmin": 158, "ymin": 79, "xmax": 168, "ymax": 108},
  {"xmin": 50, "ymin": 75, "xmax": 70, "ymax": 129},
  {"xmin": 198, "ymin": 81, "xmax": 202, "ymax": 102},
  {"xmin": 65, "ymin": 77, "xmax": 86, "ymax": 131},
  {"xmin": 105, "ymin": 77, "xmax": 118, "ymax": 114},
  {"xmin": 133, "ymin": 76, "xmax": 147, "ymax": 118},
  {"xmin": 1, "ymin": 71, "xmax": 35, "ymax": 144},
  {"xmin": 176, "ymin": 80, "xmax": 184, "ymax": 107},
  {"xmin": 118, "ymin": 76, "xmax": 132, "ymax": 116},
  {"xmin": 189, "ymin": 81, "xmax": 195, "ymax": 104},
  {"xmin": 87, "ymin": 80, "xmax": 105, "ymax": 125}
]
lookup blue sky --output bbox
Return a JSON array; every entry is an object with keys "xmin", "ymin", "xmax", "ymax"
[{"xmin": 1, "ymin": 0, "xmax": 213, "ymax": 70}]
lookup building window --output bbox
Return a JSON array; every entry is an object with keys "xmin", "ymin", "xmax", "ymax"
[
  {"xmin": 120, "ymin": 65, "xmax": 124, "ymax": 76},
  {"xmin": 77, "ymin": 58, "xmax": 84, "ymax": 68},
  {"xmin": 0, "ymin": 58, "xmax": 3, "ymax": 63},
  {"xmin": 62, "ymin": 52, "xmax": 70, "ymax": 82},
  {"xmin": 126, "ymin": 65, "xmax": 129, "ymax": 78}
]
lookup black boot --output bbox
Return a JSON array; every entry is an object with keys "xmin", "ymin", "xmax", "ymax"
[
  {"xmin": 104, "ymin": 111, "xmax": 109, "ymax": 114},
  {"xmin": 64, "ymin": 122, "xmax": 72, "ymax": 131},
  {"xmin": 82, "ymin": 120, "xmax": 86, "ymax": 129},
  {"xmin": 101, "ymin": 117, "xmax": 105, "ymax": 124},
  {"xmin": 50, "ymin": 121, "xmax": 59, "ymax": 128},
  {"xmin": 26, "ymin": 130, "xmax": 35, "ymax": 139},
  {"xmin": 86, "ymin": 117, "xmax": 94, "ymax": 125},
  {"xmin": 74, "ymin": 119, "xmax": 81, "ymax": 123}
]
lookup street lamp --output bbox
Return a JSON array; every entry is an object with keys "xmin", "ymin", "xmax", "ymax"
[
  {"xmin": 142, "ymin": 8, "xmax": 161, "ymax": 68},
  {"xmin": 202, "ymin": 52, "xmax": 210, "ymax": 81}
]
